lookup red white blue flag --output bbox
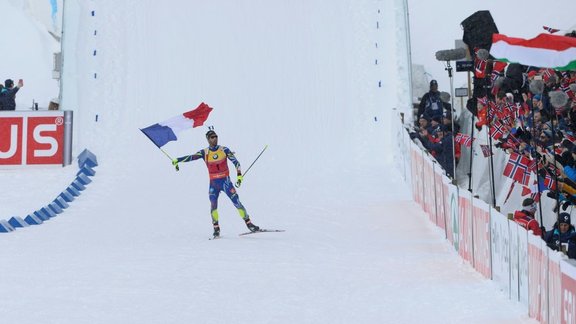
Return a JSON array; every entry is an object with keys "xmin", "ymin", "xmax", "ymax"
[
  {"xmin": 141, "ymin": 102, "xmax": 213, "ymax": 148},
  {"xmin": 543, "ymin": 26, "xmax": 560, "ymax": 34},
  {"xmin": 503, "ymin": 153, "xmax": 531, "ymax": 185}
]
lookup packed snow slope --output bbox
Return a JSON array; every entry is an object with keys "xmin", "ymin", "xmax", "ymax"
[{"xmin": 0, "ymin": 0, "xmax": 535, "ymax": 323}]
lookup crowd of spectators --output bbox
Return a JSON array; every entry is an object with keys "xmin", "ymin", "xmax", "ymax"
[
  {"xmin": 410, "ymin": 32, "xmax": 576, "ymax": 258},
  {"xmin": 0, "ymin": 78, "xmax": 23, "ymax": 110},
  {"xmin": 410, "ymin": 79, "xmax": 460, "ymax": 178}
]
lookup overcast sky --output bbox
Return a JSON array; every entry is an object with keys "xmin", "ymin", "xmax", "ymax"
[{"xmin": 407, "ymin": 0, "xmax": 576, "ymax": 98}]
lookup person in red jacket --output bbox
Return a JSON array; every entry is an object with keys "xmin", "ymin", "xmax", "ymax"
[{"xmin": 513, "ymin": 198, "xmax": 542, "ymax": 236}]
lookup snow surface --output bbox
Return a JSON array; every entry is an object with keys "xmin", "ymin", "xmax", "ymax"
[{"xmin": 0, "ymin": 0, "xmax": 536, "ymax": 323}]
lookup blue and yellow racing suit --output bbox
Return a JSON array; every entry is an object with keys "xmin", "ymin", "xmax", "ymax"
[{"xmin": 176, "ymin": 145, "xmax": 249, "ymax": 224}]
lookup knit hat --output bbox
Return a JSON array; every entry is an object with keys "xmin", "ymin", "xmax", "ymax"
[
  {"xmin": 558, "ymin": 212, "xmax": 571, "ymax": 225},
  {"xmin": 4, "ymin": 79, "xmax": 13, "ymax": 88},
  {"xmin": 430, "ymin": 79, "xmax": 438, "ymax": 86},
  {"xmin": 522, "ymin": 198, "xmax": 535, "ymax": 207}
]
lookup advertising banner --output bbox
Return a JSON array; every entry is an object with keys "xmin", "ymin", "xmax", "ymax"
[
  {"xmin": 548, "ymin": 251, "xmax": 562, "ymax": 324},
  {"xmin": 472, "ymin": 198, "xmax": 491, "ymax": 278},
  {"xmin": 491, "ymin": 208, "xmax": 511, "ymax": 297},
  {"xmin": 458, "ymin": 190, "xmax": 473, "ymax": 264},
  {"xmin": 445, "ymin": 179, "xmax": 459, "ymax": 251},
  {"xmin": 0, "ymin": 111, "xmax": 69, "ymax": 166},
  {"xmin": 518, "ymin": 222, "xmax": 530, "ymax": 309},
  {"xmin": 561, "ymin": 259, "xmax": 576, "ymax": 324},
  {"xmin": 423, "ymin": 155, "xmax": 435, "ymax": 222},
  {"xmin": 528, "ymin": 233, "xmax": 544, "ymax": 321},
  {"xmin": 434, "ymin": 165, "xmax": 446, "ymax": 231}
]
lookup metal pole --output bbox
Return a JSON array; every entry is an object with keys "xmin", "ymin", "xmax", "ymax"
[
  {"xmin": 63, "ymin": 110, "xmax": 73, "ymax": 166},
  {"xmin": 530, "ymin": 97, "xmax": 544, "ymax": 224},
  {"xmin": 486, "ymin": 101, "xmax": 497, "ymax": 207},
  {"xmin": 447, "ymin": 61, "xmax": 457, "ymax": 181}
]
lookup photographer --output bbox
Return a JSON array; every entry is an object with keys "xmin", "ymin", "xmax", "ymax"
[{"xmin": 0, "ymin": 79, "xmax": 23, "ymax": 111}]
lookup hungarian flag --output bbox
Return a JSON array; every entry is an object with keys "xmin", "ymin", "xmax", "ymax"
[
  {"xmin": 491, "ymin": 33, "xmax": 576, "ymax": 71},
  {"xmin": 141, "ymin": 102, "xmax": 213, "ymax": 148},
  {"xmin": 503, "ymin": 153, "xmax": 531, "ymax": 185}
]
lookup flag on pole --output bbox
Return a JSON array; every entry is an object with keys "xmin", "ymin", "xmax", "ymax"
[
  {"xmin": 543, "ymin": 26, "xmax": 560, "ymax": 34},
  {"xmin": 503, "ymin": 153, "xmax": 531, "ymax": 185},
  {"xmin": 490, "ymin": 121, "xmax": 507, "ymax": 140},
  {"xmin": 480, "ymin": 144, "xmax": 492, "ymax": 157},
  {"xmin": 490, "ymin": 33, "xmax": 576, "ymax": 71},
  {"xmin": 140, "ymin": 102, "xmax": 213, "ymax": 148}
]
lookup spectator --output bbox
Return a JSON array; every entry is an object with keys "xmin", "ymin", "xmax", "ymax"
[
  {"xmin": 0, "ymin": 84, "xmax": 3, "ymax": 110},
  {"xmin": 544, "ymin": 212, "xmax": 576, "ymax": 258},
  {"xmin": 421, "ymin": 127, "xmax": 454, "ymax": 178},
  {"xmin": 418, "ymin": 80, "xmax": 444, "ymax": 121},
  {"xmin": 0, "ymin": 78, "xmax": 23, "ymax": 111},
  {"xmin": 513, "ymin": 198, "xmax": 542, "ymax": 236}
]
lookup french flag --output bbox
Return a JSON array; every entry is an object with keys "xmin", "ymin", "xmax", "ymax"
[{"xmin": 141, "ymin": 102, "xmax": 213, "ymax": 148}]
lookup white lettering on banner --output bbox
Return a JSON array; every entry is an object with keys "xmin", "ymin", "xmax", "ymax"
[
  {"xmin": 33, "ymin": 124, "xmax": 58, "ymax": 157},
  {"xmin": 0, "ymin": 125, "xmax": 17, "ymax": 158},
  {"xmin": 564, "ymin": 288, "xmax": 574, "ymax": 323}
]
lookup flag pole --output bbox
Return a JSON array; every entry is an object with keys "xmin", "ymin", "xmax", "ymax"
[{"xmin": 529, "ymin": 96, "xmax": 544, "ymax": 224}]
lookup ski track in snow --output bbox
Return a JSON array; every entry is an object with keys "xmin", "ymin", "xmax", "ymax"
[{"xmin": 0, "ymin": 0, "xmax": 536, "ymax": 323}]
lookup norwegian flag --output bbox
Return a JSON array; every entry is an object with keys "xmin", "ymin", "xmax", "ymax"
[
  {"xmin": 480, "ymin": 144, "xmax": 492, "ymax": 157},
  {"xmin": 543, "ymin": 172, "xmax": 557, "ymax": 191},
  {"xmin": 503, "ymin": 153, "xmax": 531, "ymax": 185},
  {"xmin": 490, "ymin": 121, "xmax": 507, "ymax": 140},
  {"xmin": 474, "ymin": 52, "xmax": 488, "ymax": 79},
  {"xmin": 455, "ymin": 133, "xmax": 473, "ymax": 147},
  {"xmin": 540, "ymin": 68, "xmax": 556, "ymax": 82},
  {"xmin": 505, "ymin": 133, "xmax": 520, "ymax": 149},
  {"xmin": 561, "ymin": 81, "xmax": 575, "ymax": 100},
  {"xmin": 543, "ymin": 26, "xmax": 560, "ymax": 34},
  {"xmin": 491, "ymin": 61, "xmax": 508, "ymax": 85}
]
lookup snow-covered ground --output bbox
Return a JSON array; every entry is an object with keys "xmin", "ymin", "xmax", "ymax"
[{"xmin": 0, "ymin": 0, "xmax": 536, "ymax": 323}]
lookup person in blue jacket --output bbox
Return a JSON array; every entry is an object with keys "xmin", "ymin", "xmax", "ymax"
[
  {"xmin": 171, "ymin": 130, "xmax": 260, "ymax": 238},
  {"xmin": 544, "ymin": 212, "xmax": 576, "ymax": 258}
]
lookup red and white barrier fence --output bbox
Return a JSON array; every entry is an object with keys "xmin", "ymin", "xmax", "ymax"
[{"xmin": 407, "ymin": 134, "xmax": 576, "ymax": 323}]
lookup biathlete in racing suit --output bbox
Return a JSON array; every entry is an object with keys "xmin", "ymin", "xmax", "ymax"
[{"xmin": 172, "ymin": 130, "xmax": 259, "ymax": 238}]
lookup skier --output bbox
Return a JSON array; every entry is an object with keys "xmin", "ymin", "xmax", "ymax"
[{"xmin": 172, "ymin": 130, "xmax": 260, "ymax": 238}]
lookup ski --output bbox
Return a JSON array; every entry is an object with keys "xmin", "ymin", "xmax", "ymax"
[
  {"xmin": 209, "ymin": 235, "xmax": 221, "ymax": 240},
  {"xmin": 238, "ymin": 229, "xmax": 285, "ymax": 236}
]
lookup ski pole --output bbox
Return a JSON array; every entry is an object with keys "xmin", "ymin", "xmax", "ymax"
[{"xmin": 236, "ymin": 145, "xmax": 268, "ymax": 188}]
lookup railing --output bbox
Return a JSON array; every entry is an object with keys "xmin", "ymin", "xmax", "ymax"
[{"xmin": 397, "ymin": 114, "xmax": 576, "ymax": 323}]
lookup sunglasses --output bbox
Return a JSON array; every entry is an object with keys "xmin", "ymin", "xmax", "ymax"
[{"xmin": 210, "ymin": 135, "xmax": 218, "ymax": 139}]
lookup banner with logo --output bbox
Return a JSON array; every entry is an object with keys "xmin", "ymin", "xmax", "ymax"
[
  {"xmin": 528, "ymin": 233, "xmax": 545, "ymax": 321},
  {"xmin": 0, "ymin": 111, "xmax": 72, "ymax": 166},
  {"xmin": 517, "ymin": 222, "xmax": 529, "ymax": 310},
  {"xmin": 458, "ymin": 190, "xmax": 473, "ymax": 264},
  {"xmin": 561, "ymin": 258, "xmax": 576, "ymax": 324},
  {"xmin": 411, "ymin": 142, "xmax": 424, "ymax": 206},
  {"xmin": 490, "ymin": 208, "xmax": 511, "ymax": 297},
  {"xmin": 472, "ymin": 198, "xmax": 491, "ymax": 278},
  {"xmin": 434, "ymin": 164, "xmax": 446, "ymax": 231},
  {"xmin": 548, "ymin": 251, "xmax": 562, "ymax": 324},
  {"xmin": 445, "ymin": 176, "xmax": 459, "ymax": 251},
  {"xmin": 423, "ymin": 155, "xmax": 435, "ymax": 222}
]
